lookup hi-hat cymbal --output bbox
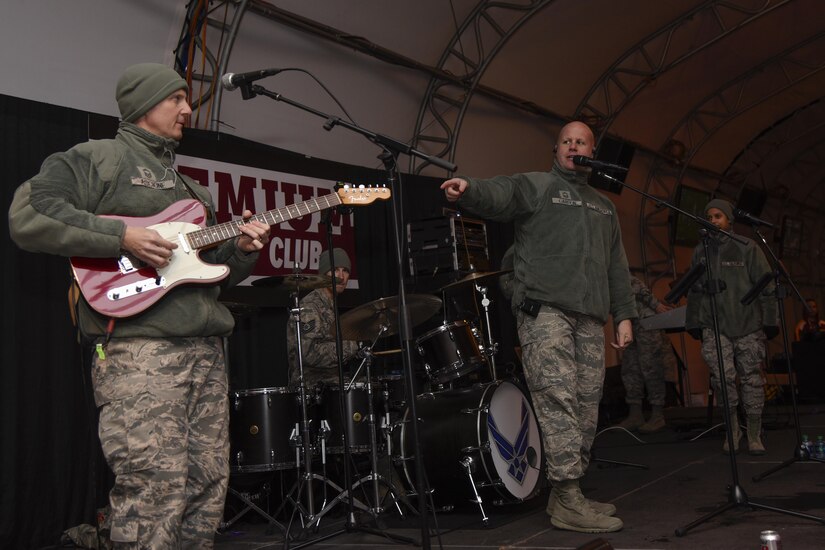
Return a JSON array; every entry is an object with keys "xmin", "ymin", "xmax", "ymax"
[
  {"xmin": 251, "ymin": 273, "xmax": 333, "ymax": 290},
  {"xmin": 439, "ymin": 269, "xmax": 513, "ymax": 291},
  {"xmin": 338, "ymin": 294, "xmax": 441, "ymax": 341}
]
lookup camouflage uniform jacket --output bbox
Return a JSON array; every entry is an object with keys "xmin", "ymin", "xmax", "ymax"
[
  {"xmin": 286, "ymin": 288, "xmax": 359, "ymax": 386},
  {"xmin": 685, "ymin": 232, "xmax": 777, "ymax": 338},
  {"xmin": 458, "ymin": 162, "xmax": 636, "ymax": 324},
  {"xmin": 8, "ymin": 122, "xmax": 259, "ymax": 338}
]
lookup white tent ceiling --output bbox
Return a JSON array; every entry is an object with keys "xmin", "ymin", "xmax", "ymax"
[{"xmin": 3, "ymin": 0, "xmax": 825, "ymax": 284}]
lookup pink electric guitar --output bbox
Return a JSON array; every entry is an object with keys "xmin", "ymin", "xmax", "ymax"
[{"xmin": 70, "ymin": 185, "xmax": 390, "ymax": 318}]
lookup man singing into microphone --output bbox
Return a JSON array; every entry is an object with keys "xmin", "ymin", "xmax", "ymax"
[
  {"xmin": 685, "ymin": 199, "xmax": 778, "ymax": 455},
  {"xmin": 441, "ymin": 121, "xmax": 635, "ymax": 534}
]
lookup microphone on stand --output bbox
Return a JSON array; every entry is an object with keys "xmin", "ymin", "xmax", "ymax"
[
  {"xmin": 733, "ymin": 208, "xmax": 774, "ymax": 229},
  {"xmin": 572, "ymin": 155, "xmax": 629, "ymax": 172},
  {"xmin": 221, "ymin": 68, "xmax": 284, "ymax": 91}
]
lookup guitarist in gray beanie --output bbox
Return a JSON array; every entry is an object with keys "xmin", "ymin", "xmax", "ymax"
[{"xmin": 9, "ymin": 62, "xmax": 271, "ymax": 548}]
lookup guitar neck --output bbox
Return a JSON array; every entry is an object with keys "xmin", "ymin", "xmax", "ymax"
[{"xmin": 186, "ymin": 192, "xmax": 343, "ymax": 250}]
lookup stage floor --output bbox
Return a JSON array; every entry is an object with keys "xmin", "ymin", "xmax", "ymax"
[{"xmin": 215, "ymin": 404, "xmax": 825, "ymax": 549}]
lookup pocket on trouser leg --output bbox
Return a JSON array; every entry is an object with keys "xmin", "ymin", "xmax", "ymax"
[{"xmin": 98, "ymin": 394, "xmax": 161, "ymax": 475}]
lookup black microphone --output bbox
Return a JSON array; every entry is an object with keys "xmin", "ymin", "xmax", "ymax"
[
  {"xmin": 221, "ymin": 68, "xmax": 283, "ymax": 91},
  {"xmin": 572, "ymin": 155, "xmax": 628, "ymax": 172},
  {"xmin": 733, "ymin": 207, "xmax": 774, "ymax": 229}
]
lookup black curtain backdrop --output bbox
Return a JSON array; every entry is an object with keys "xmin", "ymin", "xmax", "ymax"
[{"xmin": 1, "ymin": 94, "xmax": 516, "ymax": 548}]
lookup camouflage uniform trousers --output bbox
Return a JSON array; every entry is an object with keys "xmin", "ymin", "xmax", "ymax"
[
  {"xmin": 700, "ymin": 328, "xmax": 766, "ymax": 415},
  {"xmin": 92, "ymin": 336, "xmax": 230, "ymax": 549},
  {"xmin": 517, "ymin": 305, "xmax": 605, "ymax": 482},
  {"xmin": 620, "ymin": 319, "xmax": 675, "ymax": 407}
]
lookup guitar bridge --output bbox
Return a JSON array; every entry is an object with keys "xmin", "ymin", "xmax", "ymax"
[{"xmin": 106, "ymin": 277, "xmax": 166, "ymax": 302}]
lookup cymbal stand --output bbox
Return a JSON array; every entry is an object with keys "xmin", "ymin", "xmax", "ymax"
[
  {"xmin": 282, "ymin": 287, "xmax": 341, "ymax": 538},
  {"xmin": 474, "ymin": 282, "xmax": 498, "ymax": 381},
  {"xmin": 339, "ymin": 328, "xmax": 411, "ymax": 515}
]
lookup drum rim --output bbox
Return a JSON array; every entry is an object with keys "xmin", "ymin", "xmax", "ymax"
[
  {"xmin": 415, "ymin": 319, "xmax": 471, "ymax": 342},
  {"xmin": 232, "ymin": 386, "xmax": 295, "ymax": 397}
]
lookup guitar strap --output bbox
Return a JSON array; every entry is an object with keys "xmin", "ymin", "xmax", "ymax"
[{"xmin": 176, "ymin": 171, "xmax": 216, "ymax": 225}]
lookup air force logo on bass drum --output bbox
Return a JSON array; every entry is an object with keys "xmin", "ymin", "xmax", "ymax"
[{"xmin": 488, "ymin": 398, "xmax": 532, "ymax": 483}]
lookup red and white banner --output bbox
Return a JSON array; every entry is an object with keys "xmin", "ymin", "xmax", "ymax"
[{"xmin": 176, "ymin": 155, "xmax": 358, "ymax": 287}]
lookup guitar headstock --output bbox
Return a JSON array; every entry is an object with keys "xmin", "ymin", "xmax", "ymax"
[{"xmin": 336, "ymin": 183, "xmax": 391, "ymax": 205}]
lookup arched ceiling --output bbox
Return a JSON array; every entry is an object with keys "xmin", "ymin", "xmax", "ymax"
[{"xmin": 180, "ymin": 0, "xmax": 825, "ymax": 282}]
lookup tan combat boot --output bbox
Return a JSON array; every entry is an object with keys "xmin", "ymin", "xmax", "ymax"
[
  {"xmin": 549, "ymin": 479, "xmax": 623, "ymax": 533},
  {"xmin": 617, "ymin": 403, "xmax": 645, "ymax": 430},
  {"xmin": 546, "ymin": 486, "xmax": 616, "ymax": 517},
  {"xmin": 638, "ymin": 405, "xmax": 666, "ymax": 434},
  {"xmin": 747, "ymin": 414, "xmax": 766, "ymax": 455},
  {"xmin": 722, "ymin": 409, "xmax": 741, "ymax": 453}
]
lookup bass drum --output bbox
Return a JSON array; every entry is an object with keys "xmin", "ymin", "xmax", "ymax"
[
  {"xmin": 395, "ymin": 380, "xmax": 542, "ymax": 508},
  {"xmin": 229, "ymin": 387, "xmax": 299, "ymax": 473}
]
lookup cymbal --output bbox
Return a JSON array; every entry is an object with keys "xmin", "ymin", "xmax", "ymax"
[
  {"xmin": 251, "ymin": 273, "xmax": 333, "ymax": 290},
  {"xmin": 373, "ymin": 348, "xmax": 402, "ymax": 356},
  {"xmin": 338, "ymin": 294, "xmax": 442, "ymax": 340},
  {"xmin": 439, "ymin": 269, "xmax": 513, "ymax": 291}
]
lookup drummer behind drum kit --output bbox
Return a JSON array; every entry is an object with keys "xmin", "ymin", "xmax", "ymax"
[{"xmin": 226, "ymin": 269, "xmax": 543, "ymax": 531}]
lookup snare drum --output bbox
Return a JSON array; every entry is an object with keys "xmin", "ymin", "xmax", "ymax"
[
  {"xmin": 415, "ymin": 320, "xmax": 486, "ymax": 384},
  {"xmin": 395, "ymin": 380, "xmax": 542, "ymax": 508},
  {"xmin": 229, "ymin": 387, "xmax": 299, "ymax": 473}
]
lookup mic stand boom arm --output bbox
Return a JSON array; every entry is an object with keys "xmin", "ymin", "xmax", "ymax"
[
  {"xmin": 594, "ymin": 170, "xmax": 747, "ymax": 246},
  {"xmin": 244, "ymin": 84, "xmax": 457, "ymax": 172}
]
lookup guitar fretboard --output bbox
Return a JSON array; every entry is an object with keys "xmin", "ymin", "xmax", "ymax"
[{"xmin": 186, "ymin": 192, "xmax": 344, "ymax": 249}]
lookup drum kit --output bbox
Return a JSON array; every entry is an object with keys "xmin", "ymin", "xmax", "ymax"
[{"xmin": 225, "ymin": 269, "xmax": 543, "ymax": 533}]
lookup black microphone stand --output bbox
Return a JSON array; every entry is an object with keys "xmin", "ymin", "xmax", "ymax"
[
  {"xmin": 748, "ymin": 227, "xmax": 825, "ymax": 482},
  {"xmin": 237, "ymin": 81, "xmax": 455, "ymax": 549},
  {"xmin": 594, "ymin": 170, "xmax": 825, "ymax": 536}
]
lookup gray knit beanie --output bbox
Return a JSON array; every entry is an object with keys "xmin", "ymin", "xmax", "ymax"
[
  {"xmin": 318, "ymin": 248, "xmax": 351, "ymax": 275},
  {"xmin": 116, "ymin": 63, "xmax": 188, "ymax": 123},
  {"xmin": 704, "ymin": 198, "xmax": 735, "ymax": 222}
]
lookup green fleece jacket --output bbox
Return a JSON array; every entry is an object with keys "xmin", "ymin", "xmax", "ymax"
[
  {"xmin": 8, "ymin": 123, "xmax": 259, "ymax": 338},
  {"xmin": 458, "ymin": 162, "xmax": 636, "ymax": 325},
  {"xmin": 685, "ymin": 232, "xmax": 777, "ymax": 338}
]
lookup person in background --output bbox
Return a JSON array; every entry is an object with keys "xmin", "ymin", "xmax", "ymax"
[
  {"xmin": 286, "ymin": 247, "xmax": 360, "ymax": 389},
  {"xmin": 794, "ymin": 298, "xmax": 825, "ymax": 341},
  {"xmin": 441, "ymin": 121, "xmax": 635, "ymax": 534},
  {"xmin": 8, "ymin": 63, "xmax": 270, "ymax": 548},
  {"xmin": 685, "ymin": 198, "xmax": 778, "ymax": 455},
  {"xmin": 617, "ymin": 275, "xmax": 679, "ymax": 433}
]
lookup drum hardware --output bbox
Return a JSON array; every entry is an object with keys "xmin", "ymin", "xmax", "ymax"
[
  {"xmin": 459, "ymin": 456, "xmax": 490, "ymax": 525},
  {"xmin": 343, "ymin": 326, "xmax": 408, "ymax": 517},
  {"xmin": 474, "ymin": 282, "xmax": 499, "ymax": 382},
  {"xmin": 220, "ymin": 482, "xmax": 286, "ymax": 535},
  {"xmin": 280, "ymin": 276, "xmax": 346, "ymax": 532}
]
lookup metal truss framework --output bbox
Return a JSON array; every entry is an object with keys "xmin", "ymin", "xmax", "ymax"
[
  {"xmin": 177, "ymin": 0, "xmax": 825, "ymax": 287},
  {"xmin": 570, "ymin": 0, "xmax": 814, "ymax": 287}
]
